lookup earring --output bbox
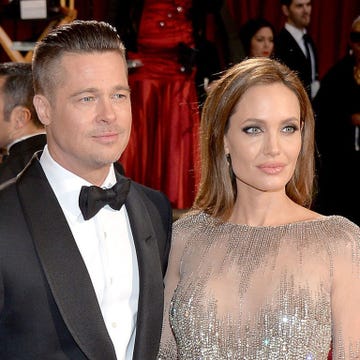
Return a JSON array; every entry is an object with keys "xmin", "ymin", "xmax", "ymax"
[
  {"xmin": 226, "ymin": 153, "xmax": 231, "ymax": 165},
  {"xmin": 226, "ymin": 153, "xmax": 233, "ymax": 175}
]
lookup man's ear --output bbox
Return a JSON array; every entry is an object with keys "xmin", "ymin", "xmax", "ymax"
[
  {"xmin": 10, "ymin": 105, "xmax": 32, "ymax": 129},
  {"xmin": 33, "ymin": 94, "xmax": 51, "ymax": 126},
  {"xmin": 281, "ymin": 4, "xmax": 290, "ymax": 17}
]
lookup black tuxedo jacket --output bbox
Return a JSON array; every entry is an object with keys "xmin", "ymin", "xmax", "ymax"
[
  {"xmin": 0, "ymin": 133, "xmax": 47, "ymax": 184},
  {"xmin": 0, "ymin": 154, "xmax": 172, "ymax": 359},
  {"xmin": 275, "ymin": 28, "xmax": 318, "ymax": 97}
]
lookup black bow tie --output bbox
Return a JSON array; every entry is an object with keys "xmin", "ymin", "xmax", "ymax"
[{"xmin": 79, "ymin": 177, "xmax": 131, "ymax": 220}]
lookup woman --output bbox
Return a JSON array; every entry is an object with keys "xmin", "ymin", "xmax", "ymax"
[
  {"xmin": 239, "ymin": 17, "xmax": 275, "ymax": 58},
  {"xmin": 158, "ymin": 58, "xmax": 360, "ymax": 359},
  {"xmin": 107, "ymin": 0, "xmax": 237, "ymax": 209}
]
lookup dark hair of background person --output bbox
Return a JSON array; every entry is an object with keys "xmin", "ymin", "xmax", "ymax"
[
  {"xmin": 193, "ymin": 57, "xmax": 315, "ymax": 221},
  {"xmin": 238, "ymin": 17, "xmax": 276, "ymax": 57},
  {"xmin": 32, "ymin": 20, "xmax": 126, "ymax": 100},
  {"xmin": 280, "ymin": 0, "xmax": 294, "ymax": 5},
  {"xmin": 0, "ymin": 62, "xmax": 40, "ymax": 127}
]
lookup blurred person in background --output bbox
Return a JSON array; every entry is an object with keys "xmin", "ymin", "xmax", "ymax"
[
  {"xmin": 313, "ymin": 14, "xmax": 360, "ymax": 226},
  {"xmin": 106, "ymin": 0, "xmax": 242, "ymax": 210},
  {"xmin": 0, "ymin": 62, "xmax": 46, "ymax": 184},
  {"xmin": 239, "ymin": 17, "xmax": 276, "ymax": 58},
  {"xmin": 276, "ymin": 0, "xmax": 319, "ymax": 99}
]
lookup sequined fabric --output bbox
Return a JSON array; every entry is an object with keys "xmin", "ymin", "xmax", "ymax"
[{"xmin": 158, "ymin": 212, "xmax": 360, "ymax": 359}]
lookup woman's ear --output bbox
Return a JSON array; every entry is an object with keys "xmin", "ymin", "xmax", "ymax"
[
  {"xmin": 224, "ymin": 135, "xmax": 230, "ymax": 155},
  {"xmin": 33, "ymin": 94, "xmax": 51, "ymax": 126}
]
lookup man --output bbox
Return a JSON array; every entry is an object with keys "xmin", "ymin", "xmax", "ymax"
[
  {"xmin": 0, "ymin": 62, "xmax": 46, "ymax": 183},
  {"xmin": 0, "ymin": 20, "xmax": 172, "ymax": 359},
  {"xmin": 312, "ymin": 15, "xmax": 360, "ymax": 226},
  {"xmin": 275, "ymin": 0, "xmax": 319, "ymax": 99}
]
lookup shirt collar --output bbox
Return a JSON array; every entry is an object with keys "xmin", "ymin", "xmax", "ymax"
[
  {"xmin": 7, "ymin": 131, "xmax": 46, "ymax": 151},
  {"xmin": 285, "ymin": 22, "xmax": 307, "ymax": 44},
  {"xmin": 39, "ymin": 145, "xmax": 116, "ymax": 220}
]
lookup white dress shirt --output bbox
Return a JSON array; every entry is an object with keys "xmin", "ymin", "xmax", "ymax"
[{"xmin": 40, "ymin": 145, "xmax": 139, "ymax": 360}]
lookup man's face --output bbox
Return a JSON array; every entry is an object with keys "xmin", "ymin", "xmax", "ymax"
[
  {"xmin": 283, "ymin": 0, "xmax": 312, "ymax": 29},
  {"xmin": 350, "ymin": 20, "xmax": 360, "ymax": 65},
  {"xmin": 0, "ymin": 77, "xmax": 12, "ymax": 148},
  {"xmin": 34, "ymin": 51, "xmax": 132, "ymax": 184}
]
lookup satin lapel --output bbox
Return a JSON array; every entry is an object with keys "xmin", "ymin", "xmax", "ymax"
[
  {"xmin": 17, "ymin": 157, "xmax": 116, "ymax": 360},
  {"xmin": 124, "ymin": 183, "xmax": 164, "ymax": 359},
  {"xmin": 285, "ymin": 29, "xmax": 308, "ymax": 60}
]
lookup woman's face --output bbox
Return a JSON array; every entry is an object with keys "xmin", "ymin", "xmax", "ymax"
[
  {"xmin": 250, "ymin": 27, "xmax": 274, "ymax": 57},
  {"xmin": 224, "ymin": 83, "xmax": 302, "ymax": 196}
]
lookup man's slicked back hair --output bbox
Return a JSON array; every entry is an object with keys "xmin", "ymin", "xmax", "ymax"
[{"xmin": 32, "ymin": 20, "xmax": 127, "ymax": 99}]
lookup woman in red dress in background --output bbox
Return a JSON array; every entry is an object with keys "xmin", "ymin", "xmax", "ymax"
[
  {"xmin": 122, "ymin": 0, "xmax": 200, "ymax": 209},
  {"xmin": 106, "ymin": 0, "xmax": 236, "ymax": 209}
]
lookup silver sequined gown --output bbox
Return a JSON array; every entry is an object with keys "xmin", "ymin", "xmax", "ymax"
[{"xmin": 158, "ymin": 212, "xmax": 360, "ymax": 359}]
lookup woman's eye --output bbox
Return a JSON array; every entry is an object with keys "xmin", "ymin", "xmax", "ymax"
[
  {"xmin": 243, "ymin": 126, "xmax": 262, "ymax": 135},
  {"xmin": 282, "ymin": 125, "xmax": 298, "ymax": 133}
]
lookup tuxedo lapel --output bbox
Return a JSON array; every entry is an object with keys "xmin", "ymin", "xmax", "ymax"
[
  {"xmin": 124, "ymin": 182, "xmax": 164, "ymax": 359},
  {"xmin": 17, "ymin": 156, "xmax": 117, "ymax": 360},
  {"xmin": 284, "ymin": 29, "xmax": 307, "ymax": 61}
]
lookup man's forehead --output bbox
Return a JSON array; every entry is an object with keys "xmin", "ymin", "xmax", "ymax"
[{"xmin": 291, "ymin": 0, "xmax": 311, "ymax": 6}]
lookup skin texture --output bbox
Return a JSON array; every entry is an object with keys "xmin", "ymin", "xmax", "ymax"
[
  {"xmin": 282, "ymin": 0, "xmax": 312, "ymax": 29},
  {"xmin": 33, "ymin": 51, "xmax": 132, "ymax": 186},
  {"xmin": 249, "ymin": 27, "xmax": 274, "ymax": 57},
  {"xmin": 223, "ymin": 83, "xmax": 317, "ymax": 226}
]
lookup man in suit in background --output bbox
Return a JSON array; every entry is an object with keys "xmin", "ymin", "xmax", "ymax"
[
  {"xmin": 276, "ymin": 0, "xmax": 319, "ymax": 99},
  {"xmin": 0, "ymin": 20, "xmax": 172, "ymax": 359},
  {"xmin": 0, "ymin": 62, "xmax": 46, "ymax": 183}
]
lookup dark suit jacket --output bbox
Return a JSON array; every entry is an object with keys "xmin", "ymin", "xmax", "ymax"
[
  {"xmin": 275, "ymin": 28, "xmax": 318, "ymax": 97},
  {"xmin": 0, "ymin": 133, "xmax": 47, "ymax": 184},
  {"xmin": 0, "ymin": 153, "xmax": 172, "ymax": 359}
]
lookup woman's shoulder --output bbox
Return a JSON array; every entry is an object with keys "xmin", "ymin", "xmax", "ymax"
[
  {"xmin": 307, "ymin": 215, "xmax": 360, "ymax": 251},
  {"xmin": 312, "ymin": 214, "xmax": 359, "ymax": 232},
  {"xmin": 173, "ymin": 210, "xmax": 208, "ymax": 229}
]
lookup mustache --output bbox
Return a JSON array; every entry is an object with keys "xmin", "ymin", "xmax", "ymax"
[{"xmin": 88, "ymin": 126, "xmax": 125, "ymax": 136}]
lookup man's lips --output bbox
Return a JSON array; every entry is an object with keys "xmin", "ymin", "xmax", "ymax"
[{"xmin": 92, "ymin": 132, "xmax": 119, "ymax": 142}]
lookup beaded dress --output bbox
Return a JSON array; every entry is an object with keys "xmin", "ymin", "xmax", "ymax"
[{"xmin": 158, "ymin": 212, "xmax": 360, "ymax": 359}]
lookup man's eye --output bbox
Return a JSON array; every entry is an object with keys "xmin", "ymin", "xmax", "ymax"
[
  {"xmin": 81, "ymin": 96, "xmax": 95, "ymax": 102},
  {"xmin": 113, "ymin": 93, "xmax": 126, "ymax": 100}
]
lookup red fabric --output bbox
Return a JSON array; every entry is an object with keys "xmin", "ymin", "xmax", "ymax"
[{"xmin": 120, "ymin": 0, "xmax": 200, "ymax": 209}]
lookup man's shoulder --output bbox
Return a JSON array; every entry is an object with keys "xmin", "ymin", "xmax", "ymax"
[
  {"xmin": 129, "ymin": 180, "xmax": 169, "ymax": 206},
  {"xmin": 0, "ymin": 176, "xmax": 19, "ymax": 223},
  {"xmin": 277, "ymin": 27, "xmax": 297, "ymax": 48},
  {"xmin": 0, "ymin": 176, "xmax": 17, "ymax": 193}
]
